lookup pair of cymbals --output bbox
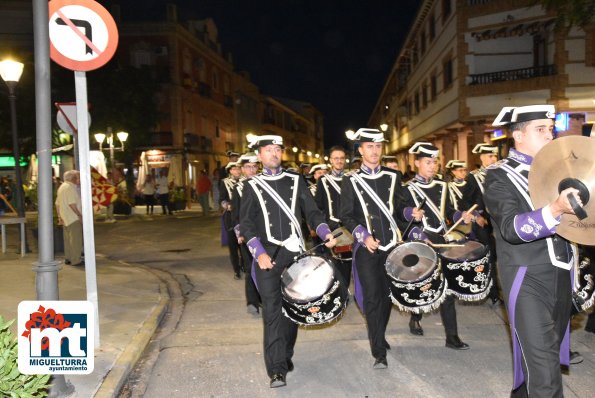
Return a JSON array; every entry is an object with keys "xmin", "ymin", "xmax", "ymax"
[{"xmin": 529, "ymin": 136, "xmax": 595, "ymax": 246}]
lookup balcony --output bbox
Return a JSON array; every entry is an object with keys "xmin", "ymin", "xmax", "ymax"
[
  {"xmin": 150, "ymin": 131, "xmax": 173, "ymax": 147},
  {"xmin": 469, "ymin": 65, "xmax": 557, "ymax": 85}
]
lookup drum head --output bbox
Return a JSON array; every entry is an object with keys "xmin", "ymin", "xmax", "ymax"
[
  {"xmin": 281, "ymin": 256, "xmax": 334, "ymax": 302},
  {"xmin": 440, "ymin": 240, "xmax": 486, "ymax": 262},
  {"xmin": 385, "ymin": 242, "xmax": 437, "ymax": 282}
]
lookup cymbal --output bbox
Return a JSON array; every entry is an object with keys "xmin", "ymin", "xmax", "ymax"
[{"xmin": 529, "ymin": 135, "xmax": 595, "ymax": 245}]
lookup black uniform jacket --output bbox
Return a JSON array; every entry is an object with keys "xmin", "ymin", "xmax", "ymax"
[
  {"xmin": 461, "ymin": 168, "xmax": 488, "ymax": 214},
  {"xmin": 340, "ymin": 165, "xmax": 404, "ymax": 252},
  {"xmin": 315, "ymin": 173, "xmax": 344, "ymax": 231}
]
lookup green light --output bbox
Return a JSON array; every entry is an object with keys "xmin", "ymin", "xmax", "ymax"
[{"xmin": 0, "ymin": 156, "xmax": 27, "ymax": 167}]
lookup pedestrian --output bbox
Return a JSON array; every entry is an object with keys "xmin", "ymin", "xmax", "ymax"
[
  {"xmin": 105, "ymin": 171, "xmax": 116, "ymax": 223},
  {"xmin": 340, "ymin": 128, "xmax": 405, "ymax": 369},
  {"xmin": 196, "ymin": 170, "xmax": 212, "ymax": 217},
  {"xmin": 155, "ymin": 169, "xmax": 172, "ymax": 215},
  {"xmin": 211, "ymin": 168, "xmax": 220, "ymax": 211},
  {"xmin": 55, "ymin": 170, "xmax": 83, "ymax": 266},
  {"xmin": 142, "ymin": 174, "xmax": 156, "ymax": 215},
  {"xmin": 484, "ymin": 104, "xmax": 580, "ymax": 397},
  {"xmin": 240, "ymin": 134, "xmax": 336, "ymax": 388}
]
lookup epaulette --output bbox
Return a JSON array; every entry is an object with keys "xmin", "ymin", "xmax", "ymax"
[{"xmin": 487, "ymin": 159, "xmax": 508, "ymax": 170}]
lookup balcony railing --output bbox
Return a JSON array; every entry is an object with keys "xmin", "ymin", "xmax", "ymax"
[
  {"xmin": 467, "ymin": 0, "xmax": 494, "ymax": 5},
  {"xmin": 469, "ymin": 64, "xmax": 557, "ymax": 85}
]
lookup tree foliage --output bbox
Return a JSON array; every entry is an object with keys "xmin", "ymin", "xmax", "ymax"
[{"xmin": 536, "ymin": 0, "xmax": 595, "ymax": 30}]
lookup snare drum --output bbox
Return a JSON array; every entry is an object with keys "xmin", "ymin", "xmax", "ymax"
[
  {"xmin": 331, "ymin": 226, "xmax": 354, "ymax": 261},
  {"xmin": 385, "ymin": 241, "xmax": 447, "ymax": 314},
  {"xmin": 439, "ymin": 240, "xmax": 492, "ymax": 301},
  {"xmin": 281, "ymin": 255, "xmax": 349, "ymax": 325}
]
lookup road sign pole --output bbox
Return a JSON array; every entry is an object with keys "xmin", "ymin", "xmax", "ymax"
[{"xmin": 74, "ymin": 71, "xmax": 100, "ymax": 347}]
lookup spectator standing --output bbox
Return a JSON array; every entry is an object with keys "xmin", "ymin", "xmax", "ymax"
[
  {"xmin": 196, "ymin": 170, "xmax": 212, "ymax": 216},
  {"xmin": 142, "ymin": 174, "xmax": 156, "ymax": 215},
  {"xmin": 155, "ymin": 169, "xmax": 172, "ymax": 215},
  {"xmin": 55, "ymin": 170, "xmax": 83, "ymax": 266}
]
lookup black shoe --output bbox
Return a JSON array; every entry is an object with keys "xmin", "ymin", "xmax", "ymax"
[
  {"xmin": 570, "ymin": 351, "xmax": 583, "ymax": 364},
  {"xmin": 234, "ymin": 273, "xmax": 241, "ymax": 280},
  {"xmin": 445, "ymin": 336, "xmax": 470, "ymax": 350},
  {"xmin": 71, "ymin": 261, "xmax": 85, "ymax": 267},
  {"xmin": 373, "ymin": 357, "xmax": 388, "ymax": 369},
  {"xmin": 64, "ymin": 260, "xmax": 71, "ymax": 265},
  {"xmin": 270, "ymin": 373, "xmax": 286, "ymax": 388},
  {"xmin": 287, "ymin": 359, "xmax": 294, "ymax": 372},
  {"xmin": 585, "ymin": 325, "xmax": 595, "ymax": 334},
  {"xmin": 409, "ymin": 319, "xmax": 424, "ymax": 336}
]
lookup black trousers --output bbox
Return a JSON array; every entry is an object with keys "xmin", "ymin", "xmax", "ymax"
[
  {"xmin": 226, "ymin": 230, "xmax": 242, "ymax": 275},
  {"xmin": 410, "ymin": 294, "xmax": 458, "ymax": 337},
  {"xmin": 473, "ymin": 221, "xmax": 500, "ymax": 299},
  {"xmin": 254, "ymin": 248, "xmax": 298, "ymax": 377},
  {"xmin": 354, "ymin": 247, "xmax": 392, "ymax": 359},
  {"xmin": 240, "ymin": 243, "xmax": 260, "ymax": 307},
  {"xmin": 500, "ymin": 264, "xmax": 571, "ymax": 398}
]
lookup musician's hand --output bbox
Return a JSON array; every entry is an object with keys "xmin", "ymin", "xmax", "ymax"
[
  {"xmin": 412, "ymin": 207, "xmax": 425, "ymax": 221},
  {"xmin": 461, "ymin": 211, "xmax": 474, "ymax": 224},
  {"xmin": 550, "ymin": 187, "xmax": 582, "ymax": 218},
  {"xmin": 324, "ymin": 233, "xmax": 337, "ymax": 248},
  {"xmin": 364, "ymin": 236, "xmax": 380, "ymax": 253},
  {"xmin": 309, "ymin": 229, "xmax": 317, "ymax": 238},
  {"xmin": 238, "ymin": 236, "xmax": 245, "ymax": 244},
  {"xmin": 476, "ymin": 215, "xmax": 488, "ymax": 228},
  {"xmin": 257, "ymin": 253, "xmax": 274, "ymax": 270}
]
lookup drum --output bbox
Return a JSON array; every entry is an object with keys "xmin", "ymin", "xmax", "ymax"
[
  {"xmin": 444, "ymin": 230, "xmax": 466, "ymax": 243},
  {"xmin": 385, "ymin": 241, "xmax": 447, "ymax": 314},
  {"xmin": 439, "ymin": 240, "xmax": 492, "ymax": 301},
  {"xmin": 281, "ymin": 255, "xmax": 349, "ymax": 325},
  {"xmin": 576, "ymin": 256, "xmax": 595, "ymax": 312},
  {"xmin": 331, "ymin": 226, "xmax": 354, "ymax": 261}
]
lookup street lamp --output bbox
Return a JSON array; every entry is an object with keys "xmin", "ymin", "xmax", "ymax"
[
  {"xmin": 94, "ymin": 127, "xmax": 128, "ymax": 168},
  {"xmin": 380, "ymin": 123, "xmax": 389, "ymax": 132},
  {"xmin": 0, "ymin": 59, "xmax": 25, "ymax": 217}
]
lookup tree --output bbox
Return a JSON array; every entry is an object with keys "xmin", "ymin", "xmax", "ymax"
[{"xmin": 536, "ymin": 0, "xmax": 595, "ymax": 30}]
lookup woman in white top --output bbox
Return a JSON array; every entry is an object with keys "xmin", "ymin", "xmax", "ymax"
[{"xmin": 142, "ymin": 175, "xmax": 156, "ymax": 215}]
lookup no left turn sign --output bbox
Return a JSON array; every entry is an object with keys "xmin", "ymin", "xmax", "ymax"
[{"xmin": 49, "ymin": 0, "xmax": 118, "ymax": 71}]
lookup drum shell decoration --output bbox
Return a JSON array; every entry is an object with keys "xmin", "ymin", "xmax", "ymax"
[
  {"xmin": 281, "ymin": 255, "xmax": 349, "ymax": 326},
  {"xmin": 577, "ymin": 256, "xmax": 595, "ymax": 312},
  {"xmin": 385, "ymin": 241, "xmax": 448, "ymax": 314},
  {"xmin": 439, "ymin": 240, "xmax": 493, "ymax": 301}
]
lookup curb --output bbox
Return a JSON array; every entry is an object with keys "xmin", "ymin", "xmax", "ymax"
[{"xmin": 93, "ymin": 269, "xmax": 170, "ymax": 398}]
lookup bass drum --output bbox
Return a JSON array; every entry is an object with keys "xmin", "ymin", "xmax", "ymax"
[
  {"xmin": 439, "ymin": 240, "xmax": 492, "ymax": 301},
  {"xmin": 385, "ymin": 241, "xmax": 447, "ymax": 314},
  {"xmin": 281, "ymin": 255, "xmax": 349, "ymax": 325}
]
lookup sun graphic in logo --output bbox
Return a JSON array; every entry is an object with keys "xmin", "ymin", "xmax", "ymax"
[
  {"xmin": 307, "ymin": 307, "xmax": 320, "ymax": 313},
  {"xmin": 474, "ymin": 265, "xmax": 484, "ymax": 273},
  {"xmin": 420, "ymin": 283, "xmax": 431, "ymax": 292}
]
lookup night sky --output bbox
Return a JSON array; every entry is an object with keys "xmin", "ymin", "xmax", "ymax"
[{"xmin": 107, "ymin": 0, "xmax": 420, "ymax": 147}]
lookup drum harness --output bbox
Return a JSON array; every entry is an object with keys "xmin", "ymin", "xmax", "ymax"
[
  {"xmin": 321, "ymin": 174, "xmax": 342, "ymax": 223},
  {"xmin": 351, "ymin": 172, "xmax": 402, "ymax": 244},
  {"xmin": 252, "ymin": 175, "xmax": 306, "ymax": 253},
  {"xmin": 407, "ymin": 182, "xmax": 448, "ymax": 234}
]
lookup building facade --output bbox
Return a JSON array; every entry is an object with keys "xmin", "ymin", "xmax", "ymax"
[{"xmin": 369, "ymin": 0, "xmax": 595, "ymax": 171}]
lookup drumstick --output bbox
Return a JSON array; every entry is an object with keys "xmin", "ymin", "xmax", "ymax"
[
  {"xmin": 366, "ymin": 214, "xmax": 379, "ymax": 253},
  {"xmin": 265, "ymin": 244, "xmax": 283, "ymax": 272},
  {"xmin": 293, "ymin": 231, "xmax": 343, "ymax": 261},
  {"xmin": 443, "ymin": 204, "xmax": 478, "ymax": 237},
  {"xmin": 402, "ymin": 197, "xmax": 427, "ymax": 239},
  {"xmin": 426, "ymin": 242, "xmax": 465, "ymax": 248}
]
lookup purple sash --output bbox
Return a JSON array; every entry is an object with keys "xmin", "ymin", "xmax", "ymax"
[
  {"xmin": 351, "ymin": 242, "xmax": 365, "ymax": 312},
  {"xmin": 220, "ymin": 215, "xmax": 228, "ymax": 246}
]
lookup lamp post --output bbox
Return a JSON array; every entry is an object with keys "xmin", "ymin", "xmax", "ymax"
[
  {"xmin": 0, "ymin": 59, "xmax": 25, "ymax": 218},
  {"xmin": 94, "ymin": 127, "xmax": 128, "ymax": 169}
]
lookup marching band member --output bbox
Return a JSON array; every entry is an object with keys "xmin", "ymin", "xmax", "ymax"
[
  {"xmin": 308, "ymin": 163, "xmax": 328, "ymax": 196},
  {"xmin": 232, "ymin": 153, "xmax": 262, "ymax": 316},
  {"xmin": 381, "ymin": 155, "xmax": 400, "ymax": 172},
  {"xmin": 461, "ymin": 143, "xmax": 501, "ymax": 304},
  {"xmin": 315, "ymin": 145, "xmax": 351, "ymax": 286},
  {"xmin": 219, "ymin": 150, "xmax": 240, "ymax": 179},
  {"xmin": 340, "ymin": 128, "xmax": 405, "ymax": 369},
  {"xmin": 445, "ymin": 160, "xmax": 468, "ymax": 211},
  {"xmin": 220, "ymin": 161, "xmax": 243, "ymax": 280},
  {"xmin": 240, "ymin": 135, "xmax": 336, "ymax": 388},
  {"xmin": 484, "ymin": 105, "xmax": 580, "ymax": 397},
  {"xmin": 401, "ymin": 143, "xmax": 473, "ymax": 349}
]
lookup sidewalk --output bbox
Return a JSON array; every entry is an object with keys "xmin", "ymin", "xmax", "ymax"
[{"xmin": 0, "ymin": 249, "xmax": 169, "ymax": 397}]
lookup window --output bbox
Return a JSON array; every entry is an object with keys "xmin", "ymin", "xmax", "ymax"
[
  {"xmin": 414, "ymin": 90, "xmax": 420, "ymax": 115},
  {"xmin": 422, "ymin": 83, "xmax": 428, "ymax": 108},
  {"xmin": 430, "ymin": 73, "xmax": 437, "ymax": 100},
  {"xmin": 443, "ymin": 57, "xmax": 453, "ymax": 89},
  {"xmin": 215, "ymin": 119, "xmax": 220, "ymax": 138},
  {"xmin": 429, "ymin": 12, "xmax": 436, "ymax": 41},
  {"xmin": 442, "ymin": 0, "xmax": 451, "ymax": 23},
  {"xmin": 420, "ymin": 30, "xmax": 426, "ymax": 55}
]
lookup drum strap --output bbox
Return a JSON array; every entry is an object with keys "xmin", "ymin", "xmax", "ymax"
[
  {"xmin": 252, "ymin": 175, "xmax": 305, "ymax": 250},
  {"xmin": 473, "ymin": 169, "xmax": 486, "ymax": 194},
  {"xmin": 322, "ymin": 175, "xmax": 342, "ymax": 222},
  {"xmin": 408, "ymin": 182, "xmax": 447, "ymax": 233},
  {"xmin": 323, "ymin": 175, "xmax": 342, "ymax": 194},
  {"xmin": 351, "ymin": 172, "xmax": 402, "ymax": 241}
]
